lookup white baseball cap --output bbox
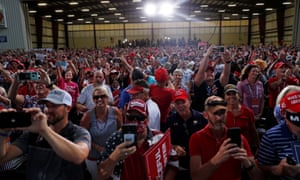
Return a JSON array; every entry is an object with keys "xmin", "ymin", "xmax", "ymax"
[{"xmin": 38, "ymin": 89, "xmax": 72, "ymax": 106}]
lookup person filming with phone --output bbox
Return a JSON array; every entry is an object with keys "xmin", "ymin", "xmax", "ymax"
[
  {"xmin": 97, "ymin": 99, "xmax": 163, "ymax": 180},
  {"xmin": 0, "ymin": 89, "xmax": 91, "ymax": 180},
  {"xmin": 189, "ymin": 95, "xmax": 263, "ymax": 180},
  {"xmin": 257, "ymin": 90, "xmax": 300, "ymax": 179}
]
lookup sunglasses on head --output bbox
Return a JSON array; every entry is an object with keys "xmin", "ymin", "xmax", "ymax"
[
  {"xmin": 226, "ymin": 91, "xmax": 237, "ymax": 96},
  {"xmin": 93, "ymin": 94, "xmax": 107, "ymax": 99},
  {"xmin": 126, "ymin": 113, "xmax": 146, "ymax": 121},
  {"xmin": 206, "ymin": 100, "xmax": 227, "ymax": 107}
]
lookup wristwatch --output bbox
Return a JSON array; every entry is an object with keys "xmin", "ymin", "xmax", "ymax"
[{"xmin": 245, "ymin": 160, "xmax": 255, "ymax": 171}]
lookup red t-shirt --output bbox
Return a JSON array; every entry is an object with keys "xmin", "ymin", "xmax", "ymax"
[
  {"xmin": 226, "ymin": 105, "xmax": 257, "ymax": 146},
  {"xmin": 268, "ymin": 76, "xmax": 298, "ymax": 108},
  {"xmin": 57, "ymin": 78, "xmax": 80, "ymax": 107},
  {"xmin": 189, "ymin": 125, "xmax": 253, "ymax": 180},
  {"xmin": 149, "ymin": 85, "xmax": 175, "ymax": 124}
]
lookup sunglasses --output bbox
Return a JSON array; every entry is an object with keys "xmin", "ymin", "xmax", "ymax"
[
  {"xmin": 126, "ymin": 114, "xmax": 146, "ymax": 121},
  {"xmin": 206, "ymin": 100, "xmax": 227, "ymax": 107},
  {"xmin": 226, "ymin": 91, "xmax": 237, "ymax": 96},
  {"xmin": 213, "ymin": 109, "xmax": 226, "ymax": 116},
  {"xmin": 93, "ymin": 94, "xmax": 107, "ymax": 99}
]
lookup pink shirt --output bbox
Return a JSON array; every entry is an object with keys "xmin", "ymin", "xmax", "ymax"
[{"xmin": 57, "ymin": 78, "xmax": 80, "ymax": 107}]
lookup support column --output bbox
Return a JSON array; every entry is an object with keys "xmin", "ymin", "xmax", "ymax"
[
  {"xmin": 64, "ymin": 24, "xmax": 69, "ymax": 48},
  {"xmin": 276, "ymin": 7, "xmax": 285, "ymax": 46},
  {"xmin": 52, "ymin": 21, "xmax": 58, "ymax": 49},
  {"xmin": 219, "ymin": 14, "xmax": 222, "ymax": 45},
  {"xmin": 292, "ymin": 0, "xmax": 300, "ymax": 46},
  {"xmin": 93, "ymin": 18, "xmax": 97, "ymax": 48},
  {"xmin": 258, "ymin": 12, "xmax": 266, "ymax": 44},
  {"xmin": 247, "ymin": 17, "xmax": 252, "ymax": 45},
  {"xmin": 35, "ymin": 15, "xmax": 43, "ymax": 48}
]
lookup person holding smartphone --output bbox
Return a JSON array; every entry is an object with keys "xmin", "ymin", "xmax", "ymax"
[
  {"xmin": 189, "ymin": 95, "xmax": 263, "ymax": 180},
  {"xmin": 0, "ymin": 89, "xmax": 91, "ymax": 180},
  {"xmin": 97, "ymin": 99, "xmax": 163, "ymax": 180},
  {"xmin": 257, "ymin": 90, "xmax": 300, "ymax": 179}
]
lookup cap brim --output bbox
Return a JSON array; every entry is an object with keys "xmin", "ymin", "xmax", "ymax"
[
  {"xmin": 210, "ymin": 105, "xmax": 227, "ymax": 112},
  {"xmin": 126, "ymin": 89, "xmax": 142, "ymax": 95},
  {"xmin": 225, "ymin": 89, "xmax": 239, "ymax": 94},
  {"xmin": 38, "ymin": 98, "xmax": 66, "ymax": 105},
  {"xmin": 127, "ymin": 108, "xmax": 147, "ymax": 116},
  {"xmin": 173, "ymin": 97, "xmax": 188, "ymax": 102}
]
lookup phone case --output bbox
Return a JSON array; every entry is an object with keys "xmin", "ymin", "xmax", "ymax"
[
  {"xmin": 227, "ymin": 127, "xmax": 241, "ymax": 147},
  {"xmin": 0, "ymin": 112, "xmax": 31, "ymax": 128}
]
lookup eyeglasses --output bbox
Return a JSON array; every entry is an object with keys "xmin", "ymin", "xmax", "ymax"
[
  {"xmin": 226, "ymin": 92, "xmax": 237, "ymax": 96},
  {"xmin": 212, "ymin": 109, "xmax": 226, "ymax": 116},
  {"xmin": 126, "ymin": 114, "xmax": 146, "ymax": 121},
  {"xmin": 93, "ymin": 94, "xmax": 107, "ymax": 99},
  {"xmin": 206, "ymin": 100, "xmax": 227, "ymax": 106}
]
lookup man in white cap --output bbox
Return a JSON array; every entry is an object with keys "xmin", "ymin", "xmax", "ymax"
[{"xmin": 0, "ymin": 89, "xmax": 91, "ymax": 180}]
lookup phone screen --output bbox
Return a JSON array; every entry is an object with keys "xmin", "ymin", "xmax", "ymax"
[
  {"xmin": 227, "ymin": 127, "xmax": 241, "ymax": 147},
  {"xmin": 122, "ymin": 124, "xmax": 137, "ymax": 147},
  {"xmin": 0, "ymin": 111, "xmax": 31, "ymax": 128}
]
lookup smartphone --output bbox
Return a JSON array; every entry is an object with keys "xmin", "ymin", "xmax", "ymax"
[
  {"xmin": 17, "ymin": 72, "xmax": 39, "ymax": 81},
  {"xmin": 286, "ymin": 156, "xmax": 297, "ymax": 165},
  {"xmin": 0, "ymin": 111, "xmax": 32, "ymax": 128},
  {"xmin": 122, "ymin": 124, "xmax": 137, "ymax": 147},
  {"xmin": 227, "ymin": 127, "xmax": 241, "ymax": 147}
]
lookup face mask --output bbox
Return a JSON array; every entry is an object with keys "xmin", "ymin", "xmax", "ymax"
[{"xmin": 286, "ymin": 111, "xmax": 300, "ymax": 127}]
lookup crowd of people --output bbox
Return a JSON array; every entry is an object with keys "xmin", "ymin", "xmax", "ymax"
[{"xmin": 0, "ymin": 42, "xmax": 299, "ymax": 180}]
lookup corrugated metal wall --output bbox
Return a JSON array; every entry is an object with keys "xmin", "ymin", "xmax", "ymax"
[{"xmin": 0, "ymin": 0, "xmax": 31, "ymax": 51}]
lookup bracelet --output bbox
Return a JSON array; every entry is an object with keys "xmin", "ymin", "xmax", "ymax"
[{"xmin": 0, "ymin": 131, "xmax": 11, "ymax": 137}]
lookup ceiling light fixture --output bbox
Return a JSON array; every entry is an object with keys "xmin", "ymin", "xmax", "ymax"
[
  {"xmin": 68, "ymin": 14, "xmax": 75, "ymax": 17},
  {"xmin": 200, "ymin": 5, "xmax": 208, "ymax": 8},
  {"xmin": 228, "ymin": 4, "xmax": 236, "ymax": 7},
  {"xmin": 29, "ymin": 10, "xmax": 37, "ymax": 13},
  {"xmin": 55, "ymin": 9, "xmax": 63, "ymax": 13},
  {"xmin": 69, "ymin": 2, "xmax": 78, "ymax": 5},
  {"xmin": 38, "ymin": 3, "xmax": 47, "ymax": 6},
  {"xmin": 100, "ymin": 1, "xmax": 110, "ymax": 3},
  {"xmin": 282, "ymin": 1, "xmax": 292, "ymax": 5},
  {"xmin": 256, "ymin": 3, "xmax": 264, "ymax": 6},
  {"xmin": 81, "ymin": 9, "xmax": 90, "ymax": 12},
  {"xmin": 109, "ymin": 7, "xmax": 117, "ymax": 11}
]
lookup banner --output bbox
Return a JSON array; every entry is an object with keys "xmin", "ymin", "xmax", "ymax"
[
  {"xmin": 143, "ymin": 129, "xmax": 171, "ymax": 180},
  {"xmin": 0, "ymin": 5, "xmax": 7, "ymax": 28}
]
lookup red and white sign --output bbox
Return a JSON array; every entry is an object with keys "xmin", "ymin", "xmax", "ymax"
[{"xmin": 143, "ymin": 129, "xmax": 171, "ymax": 180}]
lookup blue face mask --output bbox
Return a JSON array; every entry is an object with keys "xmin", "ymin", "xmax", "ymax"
[{"xmin": 286, "ymin": 111, "xmax": 300, "ymax": 127}]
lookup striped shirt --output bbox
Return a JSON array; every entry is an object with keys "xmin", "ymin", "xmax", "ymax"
[{"xmin": 257, "ymin": 122, "xmax": 300, "ymax": 180}]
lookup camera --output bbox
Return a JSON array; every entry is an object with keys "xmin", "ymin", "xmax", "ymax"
[
  {"xmin": 213, "ymin": 46, "xmax": 225, "ymax": 53},
  {"xmin": 17, "ymin": 72, "xmax": 39, "ymax": 81},
  {"xmin": 122, "ymin": 124, "xmax": 137, "ymax": 147},
  {"xmin": 0, "ymin": 111, "xmax": 31, "ymax": 128},
  {"xmin": 113, "ymin": 58, "xmax": 121, "ymax": 64}
]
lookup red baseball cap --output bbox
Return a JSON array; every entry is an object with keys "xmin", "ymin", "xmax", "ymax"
[
  {"xmin": 127, "ymin": 86, "xmax": 144, "ymax": 94},
  {"xmin": 155, "ymin": 67, "xmax": 169, "ymax": 82},
  {"xmin": 280, "ymin": 91, "xmax": 300, "ymax": 112},
  {"xmin": 274, "ymin": 62, "xmax": 288, "ymax": 69},
  {"xmin": 126, "ymin": 99, "xmax": 148, "ymax": 116},
  {"xmin": 173, "ymin": 89, "xmax": 188, "ymax": 102}
]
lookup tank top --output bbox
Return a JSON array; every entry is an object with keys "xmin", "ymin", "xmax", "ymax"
[{"xmin": 88, "ymin": 106, "xmax": 118, "ymax": 159}]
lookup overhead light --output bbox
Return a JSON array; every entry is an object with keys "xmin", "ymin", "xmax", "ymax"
[
  {"xmin": 108, "ymin": 7, "xmax": 117, "ymax": 11},
  {"xmin": 100, "ymin": 1, "xmax": 110, "ymax": 3},
  {"xmin": 132, "ymin": 0, "xmax": 141, "ymax": 2},
  {"xmin": 200, "ymin": 4, "xmax": 208, "ymax": 8},
  {"xmin": 141, "ymin": 19, "xmax": 147, "ymax": 22},
  {"xmin": 44, "ymin": 15, "xmax": 52, "ymax": 18},
  {"xmin": 55, "ymin": 9, "xmax": 63, "ymax": 13},
  {"xmin": 67, "ymin": 22, "xmax": 73, "ymax": 24},
  {"xmin": 242, "ymin": 9, "xmax": 250, "ymax": 12},
  {"xmin": 38, "ymin": 3, "xmax": 47, "ymax": 6},
  {"xmin": 282, "ymin": 1, "xmax": 292, "ymax": 5},
  {"xmin": 218, "ymin": 9, "xmax": 225, "ymax": 13},
  {"xmin": 68, "ymin": 14, "xmax": 75, "ymax": 17},
  {"xmin": 114, "ymin": 13, "xmax": 122, "ymax": 16},
  {"xmin": 69, "ymin": 2, "xmax": 78, "ymax": 5},
  {"xmin": 145, "ymin": 3, "xmax": 156, "ymax": 16},
  {"xmin": 224, "ymin": 17, "xmax": 230, "ymax": 20},
  {"xmin": 204, "ymin": 17, "xmax": 211, "ymax": 20},
  {"xmin": 91, "ymin": 14, "xmax": 98, "ymax": 16},
  {"xmin": 119, "ymin": 17, "xmax": 125, "ymax": 19},
  {"xmin": 253, "ymin": 13, "xmax": 260, "ymax": 16},
  {"xmin": 265, "ymin": 8, "xmax": 273, "ymax": 11},
  {"xmin": 159, "ymin": 3, "xmax": 174, "ymax": 16},
  {"xmin": 194, "ymin": 10, "xmax": 201, "ymax": 13},
  {"xmin": 228, "ymin": 4, "xmax": 236, "ymax": 7},
  {"xmin": 81, "ymin": 9, "xmax": 90, "ymax": 12},
  {"xmin": 232, "ymin": 13, "xmax": 239, "ymax": 16},
  {"xmin": 98, "ymin": 17, "xmax": 104, "ymax": 20},
  {"xmin": 123, "ymin": 20, "xmax": 128, "ymax": 23},
  {"xmin": 85, "ymin": 21, "xmax": 92, "ymax": 24},
  {"xmin": 256, "ymin": 3, "xmax": 264, "ymax": 6},
  {"xmin": 104, "ymin": 20, "xmax": 110, "ymax": 23},
  {"xmin": 140, "ymin": 16, "xmax": 146, "ymax": 19},
  {"xmin": 57, "ymin": 19, "xmax": 64, "ymax": 22},
  {"xmin": 242, "ymin": 16, "xmax": 248, "ymax": 19},
  {"xmin": 29, "ymin": 10, "xmax": 37, "ymax": 13},
  {"xmin": 77, "ymin": 18, "xmax": 84, "ymax": 21}
]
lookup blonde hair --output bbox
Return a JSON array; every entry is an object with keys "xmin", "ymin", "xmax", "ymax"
[{"xmin": 93, "ymin": 86, "xmax": 109, "ymax": 97}]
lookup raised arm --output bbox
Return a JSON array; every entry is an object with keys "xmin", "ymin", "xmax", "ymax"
[{"xmin": 194, "ymin": 46, "xmax": 214, "ymax": 87}]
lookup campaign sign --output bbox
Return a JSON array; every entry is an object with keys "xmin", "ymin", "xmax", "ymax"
[{"xmin": 143, "ymin": 129, "xmax": 171, "ymax": 180}]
